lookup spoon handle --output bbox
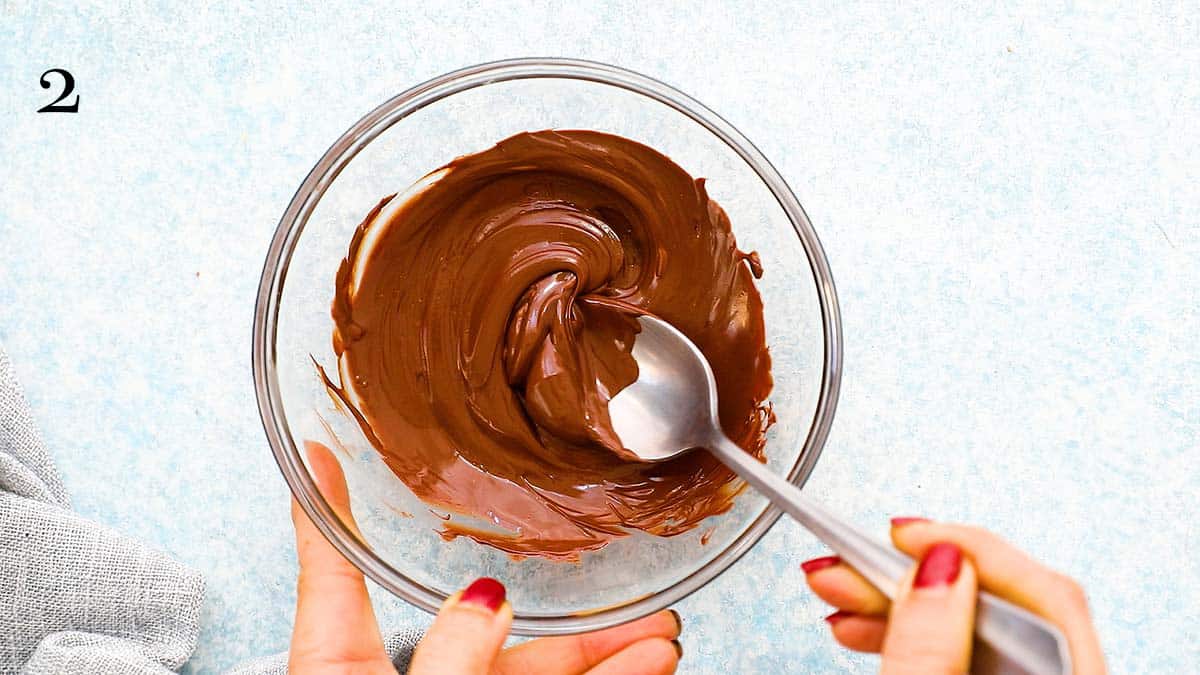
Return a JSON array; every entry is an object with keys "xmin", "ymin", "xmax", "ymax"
[{"xmin": 707, "ymin": 435, "xmax": 1072, "ymax": 675}]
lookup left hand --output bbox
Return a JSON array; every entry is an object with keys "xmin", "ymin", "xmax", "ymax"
[{"xmin": 288, "ymin": 441, "xmax": 683, "ymax": 675}]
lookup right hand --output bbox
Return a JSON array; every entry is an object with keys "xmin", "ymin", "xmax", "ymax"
[{"xmin": 801, "ymin": 518, "xmax": 1106, "ymax": 674}]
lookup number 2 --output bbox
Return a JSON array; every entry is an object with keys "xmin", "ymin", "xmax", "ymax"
[{"xmin": 37, "ymin": 69, "xmax": 79, "ymax": 113}]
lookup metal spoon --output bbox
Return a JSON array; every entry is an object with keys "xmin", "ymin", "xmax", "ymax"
[{"xmin": 608, "ymin": 315, "xmax": 1071, "ymax": 675}]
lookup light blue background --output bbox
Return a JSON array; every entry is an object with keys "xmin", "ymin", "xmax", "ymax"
[{"xmin": 2, "ymin": 2, "xmax": 1197, "ymax": 672}]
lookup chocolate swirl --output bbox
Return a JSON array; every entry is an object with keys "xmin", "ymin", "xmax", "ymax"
[{"xmin": 328, "ymin": 130, "xmax": 772, "ymax": 560}]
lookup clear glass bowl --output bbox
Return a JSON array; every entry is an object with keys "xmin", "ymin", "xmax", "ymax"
[{"xmin": 252, "ymin": 58, "xmax": 842, "ymax": 635}]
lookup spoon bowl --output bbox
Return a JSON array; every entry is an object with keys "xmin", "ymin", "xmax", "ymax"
[{"xmin": 608, "ymin": 313, "xmax": 724, "ymax": 461}]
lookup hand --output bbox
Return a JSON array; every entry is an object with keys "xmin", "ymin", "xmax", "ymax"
[
  {"xmin": 288, "ymin": 441, "xmax": 683, "ymax": 674},
  {"xmin": 801, "ymin": 518, "xmax": 1106, "ymax": 674}
]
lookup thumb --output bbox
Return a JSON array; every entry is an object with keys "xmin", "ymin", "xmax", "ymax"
[
  {"xmin": 881, "ymin": 543, "xmax": 977, "ymax": 675},
  {"xmin": 289, "ymin": 442, "xmax": 389, "ymax": 671},
  {"xmin": 408, "ymin": 578, "xmax": 513, "ymax": 674}
]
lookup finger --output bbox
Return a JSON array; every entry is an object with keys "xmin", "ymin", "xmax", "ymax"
[
  {"xmin": 891, "ymin": 519, "xmax": 1106, "ymax": 673},
  {"xmin": 802, "ymin": 556, "xmax": 890, "ymax": 615},
  {"xmin": 825, "ymin": 611, "xmax": 887, "ymax": 653},
  {"xmin": 495, "ymin": 609, "xmax": 681, "ymax": 675},
  {"xmin": 408, "ymin": 578, "xmax": 513, "ymax": 675},
  {"xmin": 881, "ymin": 543, "xmax": 977, "ymax": 675},
  {"xmin": 582, "ymin": 638, "xmax": 680, "ymax": 675},
  {"xmin": 292, "ymin": 441, "xmax": 363, "ymax": 572},
  {"xmin": 889, "ymin": 518, "xmax": 1063, "ymax": 615},
  {"xmin": 289, "ymin": 441, "xmax": 388, "ymax": 670}
]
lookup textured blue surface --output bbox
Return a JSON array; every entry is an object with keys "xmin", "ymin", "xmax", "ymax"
[{"xmin": 1, "ymin": 2, "xmax": 1198, "ymax": 673}]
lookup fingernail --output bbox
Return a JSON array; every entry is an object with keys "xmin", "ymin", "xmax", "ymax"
[
  {"xmin": 801, "ymin": 555, "xmax": 841, "ymax": 574},
  {"xmin": 890, "ymin": 517, "xmax": 930, "ymax": 528},
  {"xmin": 668, "ymin": 609, "xmax": 682, "ymax": 633},
  {"xmin": 914, "ymin": 542, "xmax": 962, "ymax": 588},
  {"xmin": 825, "ymin": 609, "xmax": 854, "ymax": 625},
  {"xmin": 671, "ymin": 639, "xmax": 683, "ymax": 658},
  {"xmin": 459, "ymin": 577, "xmax": 506, "ymax": 611}
]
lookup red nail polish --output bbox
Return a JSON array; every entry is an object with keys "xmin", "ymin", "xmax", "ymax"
[
  {"xmin": 825, "ymin": 609, "xmax": 854, "ymax": 625},
  {"xmin": 460, "ymin": 577, "xmax": 506, "ymax": 611},
  {"xmin": 801, "ymin": 556, "xmax": 841, "ymax": 574},
  {"xmin": 914, "ymin": 542, "xmax": 962, "ymax": 588},
  {"xmin": 891, "ymin": 517, "xmax": 929, "ymax": 528},
  {"xmin": 669, "ymin": 609, "xmax": 682, "ymax": 633}
]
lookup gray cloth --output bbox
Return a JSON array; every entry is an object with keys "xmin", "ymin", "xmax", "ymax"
[
  {"xmin": 1, "ymin": 347, "xmax": 424, "ymax": 674},
  {"xmin": 0, "ymin": 348, "xmax": 206, "ymax": 674}
]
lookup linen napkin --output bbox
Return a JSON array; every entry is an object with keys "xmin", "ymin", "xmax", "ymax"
[
  {"xmin": 0, "ymin": 348, "xmax": 206, "ymax": 674},
  {"xmin": 1, "ymin": 347, "xmax": 423, "ymax": 674}
]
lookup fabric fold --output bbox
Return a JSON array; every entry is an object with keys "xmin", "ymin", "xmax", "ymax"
[{"xmin": 0, "ymin": 349, "xmax": 204, "ymax": 675}]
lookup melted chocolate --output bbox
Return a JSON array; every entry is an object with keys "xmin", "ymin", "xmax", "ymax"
[{"xmin": 328, "ymin": 130, "xmax": 772, "ymax": 560}]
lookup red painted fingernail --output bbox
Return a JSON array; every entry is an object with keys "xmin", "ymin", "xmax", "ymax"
[
  {"xmin": 825, "ymin": 609, "xmax": 854, "ymax": 625},
  {"xmin": 891, "ymin": 517, "xmax": 930, "ymax": 528},
  {"xmin": 801, "ymin": 555, "xmax": 841, "ymax": 574},
  {"xmin": 914, "ymin": 542, "xmax": 962, "ymax": 588},
  {"xmin": 460, "ymin": 577, "xmax": 506, "ymax": 611}
]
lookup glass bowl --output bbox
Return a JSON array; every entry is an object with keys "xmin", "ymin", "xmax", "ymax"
[{"xmin": 253, "ymin": 58, "xmax": 842, "ymax": 635}]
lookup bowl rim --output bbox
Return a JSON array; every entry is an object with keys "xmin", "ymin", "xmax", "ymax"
[{"xmin": 252, "ymin": 56, "xmax": 843, "ymax": 635}]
